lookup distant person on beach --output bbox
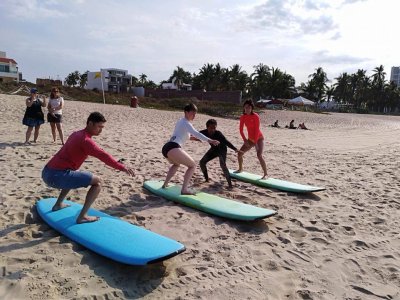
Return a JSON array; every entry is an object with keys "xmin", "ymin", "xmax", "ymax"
[
  {"xmin": 194, "ymin": 119, "xmax": 239, "ymax": 189},
  {"xmin": 271, "ymin": 120, "xmax": 280, "ymax": 128},
  {"xmin": 298, "ymin": 122, "xmax": 309, "ymax": 130},
  {"xmin": 47, "ymin": 87, "xmax": 65, "ymax": 145},
  {"xmin": 42, "ymin": 112, "xmax": 135, "ymax": 223},
  {"xmin": 235, "ymin": 99, "xmax": 268, "ymax": 179},
  {"xmin": 22, "ymin": 88, "xmax": 46, "ymax": 144},
  {"xmin": 286, "ymin": 120, "xmax": 296, "ymax": 129},
  {"xmin": 161, "ymin": 103, "xmax": 220, "ymax": 195}
]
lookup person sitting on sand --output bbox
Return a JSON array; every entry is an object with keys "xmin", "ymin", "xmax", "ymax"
[
  {"xmin": 271, "ymin": 120, "xmax": 280, "ymax": 128},
  {"xmin": 161, "ymin": 103, "xmax": 220, "ymax": 195},
  {"xmin": 298, "ymin": 122, "xmax": 309, "ymax": 130},
  {"xmin": 42, "ymin": 112, "xmax": 135, "ymax": 223},
  {"xmin": 195, "ymin": 119, "xmax": 240, "ymax": 189},
  {"xmin": 285, "ymin": 120, "xmax": 296, "ymax": 129}
]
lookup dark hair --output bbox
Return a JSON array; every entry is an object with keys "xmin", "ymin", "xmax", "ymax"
[
  {"xmin": 50, "ymin": 87, "xmax": 60, "ymax": 99},
  {"xmin": 87, "ymin": 112, "xmax": 106, "ymax": 125},
  {"xmin": 242, "ymin": 99, "xmax": 255, "ymax": 114},
  {"xmin": 206, "ymin": 119, "xmax": 217, "ymax": 127},
  {"xmin": 184, "ymin": 103, "xmax": 198, "ymax": 112}
]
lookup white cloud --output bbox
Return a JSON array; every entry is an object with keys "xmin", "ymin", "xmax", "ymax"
[{"xmin": 0, "ymin": 0, "xmax": 399, "ymax": 85}]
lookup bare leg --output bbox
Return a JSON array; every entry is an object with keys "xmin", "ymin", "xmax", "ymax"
[
  {"xmin": 25, "ymin": 126, "xmax": 33, "ymax": 143},
  {"xmin": 77, "ymin": 175, "xmax": 102, "ymax": 223},
  {"xmin": 33, "ymin": 125, "xmax": 40, "ymax": 142},
  {"xmin": 162, "ymin": 163, "xmax": 180, "ymax": 188},
  {"xmin": 255, "ymin": 138, "xmax": 268, "ymax": 178},
  {"xmin": 236, "ymin": 142, "xmax": 253, "ymax": 173},
  {"xmin": 52, "ymin": 189, "xmax": 71, "ymax": 211},
  {"xmin": 182, "ymin": 165, "xmax": 196, "ymax": 195},
  {"xmin": 56, "ymin": 123, "xmax": 64, "ymax": 145},
  {"xmin": 166, "ymin": 148, "xmax": 197, "ymax": 195},
  {"xmin": 50, "ymin": 122, "xmax": 56, "ymax": 142}
]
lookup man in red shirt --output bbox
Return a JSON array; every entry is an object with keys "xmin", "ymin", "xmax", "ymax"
[{"xmin": 42, "ymin": 112, "xmax": 135, "ymax": 223}]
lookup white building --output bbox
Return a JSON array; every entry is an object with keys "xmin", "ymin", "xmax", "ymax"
[
  {"xmin": 86, "ymin": 68, "xmax": 134, "ymax": 93},
  {"xmin": 161, "ymin": 77, "xmax": 192, "ymax": 91},
  {"xmin": 0, "ymin": 51, "xmax": 19, "ymax": 83},
  {"xmin": 390, "ymin": 66, "xmax": 400, "ymax": 87}
]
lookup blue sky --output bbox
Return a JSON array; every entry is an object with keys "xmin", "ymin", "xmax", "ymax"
[{"xmin": 1, "ymin": 0, "xmax": 399, "ymax": 86}]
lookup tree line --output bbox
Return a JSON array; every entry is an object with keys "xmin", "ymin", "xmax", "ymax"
[{"xmin": 65, "ymin": 64, "xmax": 400, "ymax": 113}]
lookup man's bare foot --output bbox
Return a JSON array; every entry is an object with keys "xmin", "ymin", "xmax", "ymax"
[
  {"xmin": 234, "ymin": 169, "xmax": 242, "ymax": 173},
  {"xmin": 181, "ymin": 189, "xmax": 197, "ymax": 195},
  {"xmin": 260, "ymin": 174, "xmax": 268, "ymax": 180},
  {"xmin": 52, "ymin": 203, "xmax": 71, "ymax": 211},
  {"xmin": 77, "ymin": 216, "xmax": 100, "ymax": 224},
  {"xmin": 162, "ymin": 183, "xmax": 169, "ymax": 188}
]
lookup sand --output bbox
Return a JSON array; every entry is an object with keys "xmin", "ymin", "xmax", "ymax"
[{"xmin": 0, "ymin": 93, "xmax": 399, "ymax": 300}]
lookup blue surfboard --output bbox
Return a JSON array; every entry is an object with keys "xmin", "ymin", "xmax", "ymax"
[
  {"xmin": 144, "ymin": 180, "xmax": 277, "ymax": 221},
  {"xmin": 36, "ymin": 198, "xmax": 185, "ymax": 265}
]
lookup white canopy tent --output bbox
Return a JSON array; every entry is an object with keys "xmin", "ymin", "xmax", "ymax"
[{"xmin": 288, "ymin": 96, "xmax": 315, "ymax": 106}]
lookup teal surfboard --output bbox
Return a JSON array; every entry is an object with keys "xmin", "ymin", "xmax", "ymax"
[
  {"xmin": 143, "ymin": 180, "xmax": 277, "ymax": 221},
  {"xmin": 36, "ymin": 198, "xmax": 185, "ymax": 265},
  {"xmin": 229, "ymin": 170, "xmax": 325, "ymax": 193}
]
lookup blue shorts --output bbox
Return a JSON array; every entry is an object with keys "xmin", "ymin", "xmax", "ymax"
[{"xmin": 42, "ymin": 165, "xmax": 93, "ymax": 189}]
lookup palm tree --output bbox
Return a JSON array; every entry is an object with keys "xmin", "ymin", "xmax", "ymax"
[
  {"xmin": 139, "ymin": 73, "xmax": 147, "ymax": 85},
  {"xmin": 308, "ymin": 67, "xmax": 329, "ymax": 102},
  {"xmin": 370, "ymin": 65, "xmax": 387, "ymax": 112},
  {"xmin": 169, "ymin": 66, "xmax": 192, "ymax": 90},
  {"xmin": 333, "ymin": 72, "xmax": 351, "ymax": 104},
  {"xmin": 250, "ymin": 63, "xmax": 270, "ymax": 99},
  {"xmin": 196, "ymin": 63, "xmax": 215, "ymax": 91},
  {"xmin": 325, "ymin": 85, "xmax": 335, "ymax": 102}
]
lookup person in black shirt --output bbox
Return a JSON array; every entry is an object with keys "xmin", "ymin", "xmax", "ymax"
[
  {"xmin": 22, "ymin": 88, "xmax": 47, "ymax": 144},
  {"xmin": 196, "ymin": 119, "xmax": 239, "ymax": 188}
]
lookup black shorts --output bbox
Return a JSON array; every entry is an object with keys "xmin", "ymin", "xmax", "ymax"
[
  {"xmin": 162, "ymin": 142, "xmax": 181, "ymax": 158},
  {"xmin": 47, "ymin": 113, "xmax": 63, "ymax": 123}
]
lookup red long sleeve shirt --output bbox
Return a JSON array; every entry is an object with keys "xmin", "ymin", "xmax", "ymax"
[
  {"xmin": 46, "ymin": 129, "xmax": 126, "ymax": 171},
  {"xmin": 239, "ymin": 113, "xmax": 264, "ymax": 143}
]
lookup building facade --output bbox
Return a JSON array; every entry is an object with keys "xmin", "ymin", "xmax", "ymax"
[
  {"xmin": 86, "ymin": 68, "xmax": 134, "ymax": 93},
  {"xmin": 390, "ymin": 66, "xmax": 400, "ymax": 87},
  {"xmin": 0, "ymin": 51, "xmax": 19, "ymax": 83}
]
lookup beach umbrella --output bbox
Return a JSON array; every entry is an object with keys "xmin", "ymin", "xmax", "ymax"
[{"xmin": 288, "ymin": 96, "xmax": 315, "ymax": 106}]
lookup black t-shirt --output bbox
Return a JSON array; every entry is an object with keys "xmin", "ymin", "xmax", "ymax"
[{"xmin": 200, "ymin": 129, "xmax": 237, "ymax": 152}]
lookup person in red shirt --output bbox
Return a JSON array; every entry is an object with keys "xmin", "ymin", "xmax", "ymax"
[
  {"xmin": 42, "ymin": 112, "xmax": 135, "ymax": 223},
  {"xmin": 235, "ymin": 99, "xmax": 268, "ymax": 178}
]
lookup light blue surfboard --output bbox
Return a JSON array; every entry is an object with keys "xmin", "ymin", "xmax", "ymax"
[
  {"xmin": 143, "ymin": 180, "xmax": 277, "ymax": 221},
  {"xmin": 36, "ymin": 198, "xmax": 185, "ymax": 265},
  {"xmin": 229, "ymin": 170, "xmax": 325, "ymax": 193}
]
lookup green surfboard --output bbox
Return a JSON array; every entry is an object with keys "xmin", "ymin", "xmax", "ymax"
[
  {"xmin": 143, "ymin": 180, "xmax": 277, "ymax": 221},
  {"xmin": 229, "ymin": 170, "xmax": 325, "ymax": 193}
]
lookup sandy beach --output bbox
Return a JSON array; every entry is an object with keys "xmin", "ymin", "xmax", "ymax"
[{"xmin": 0, "ymin": 93, "xmax": 399, "ymax": 300}]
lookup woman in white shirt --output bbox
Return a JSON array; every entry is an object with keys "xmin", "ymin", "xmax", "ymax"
[
  {"xmin": 47, "ymin": 87, "xmax": 65, "ymax": 145},
  {"xmin": 162, "ymin": 103, "xmax": 219, "ymax": 195}
]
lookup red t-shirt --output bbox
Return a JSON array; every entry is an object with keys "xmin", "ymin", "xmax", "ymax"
[
  {"xmin": 239, "ymin": 113, "xmax": 264, "ymax": 143},
  {"xmin": 46, "ymin": 129, "xmax": 126, "ymax": 171}
]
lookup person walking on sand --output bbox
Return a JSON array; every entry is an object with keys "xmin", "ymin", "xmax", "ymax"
[
  {"xmin": 22, "ymin": 88, "xmax": 46, "ymax": 144},
  {"xmin": 235, "ymin": 99, "xmax": 268, "ymax": 179},
  {"xmin": 161, "ymin": 103, "xmax": 220, "ymax": 195},
  {"xmin": 196, "ymin": 119, "xmax": 239, "ymax": 189},
  {"xmin": 47, "ymin": 87, "xmax": 65, "ymax": 145},
  {"xmin": 42, "ymin": 112, "xmax": 135, "ymax": 224}
]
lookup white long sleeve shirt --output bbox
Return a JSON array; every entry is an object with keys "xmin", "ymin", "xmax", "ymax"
[{"xmin": 169, "ymin": 117, "xmax": 210, "ymax": 146}]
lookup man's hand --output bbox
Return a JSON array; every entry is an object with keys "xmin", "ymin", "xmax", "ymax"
[{"xmin": 209, "ymin": 139, "xmax": 220, "ymax": 146}]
